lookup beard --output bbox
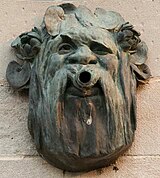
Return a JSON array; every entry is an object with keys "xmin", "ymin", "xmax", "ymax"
[{"xmin": 28, "ymin": 50, "xmax": 136, "ymax": 171}]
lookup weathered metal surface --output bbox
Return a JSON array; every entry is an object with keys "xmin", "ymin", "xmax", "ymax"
[{"xmin": 6, "ymin": 3, "xmax": 151, "ymax": 172}]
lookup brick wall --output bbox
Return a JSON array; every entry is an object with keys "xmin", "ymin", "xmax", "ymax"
[{"xmin": 0, "ymin": 0, "xmax": 160, "ymax": 177}]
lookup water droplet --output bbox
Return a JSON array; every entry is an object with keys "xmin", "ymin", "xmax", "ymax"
[{"xmin": 86, "ymin": 116, "xmax": 92, "ymax": 125}]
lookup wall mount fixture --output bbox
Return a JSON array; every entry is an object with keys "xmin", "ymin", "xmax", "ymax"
[{"xmin": 6, "ymin": 3, "xmax": 151, "ymax": 172}]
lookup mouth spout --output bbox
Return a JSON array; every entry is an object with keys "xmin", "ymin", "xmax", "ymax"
[{"xmin": 74, "ymin": 68, "xmax": 99, "ymax": 88}]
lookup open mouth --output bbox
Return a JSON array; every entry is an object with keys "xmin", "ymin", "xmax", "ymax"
[{"xmin": 66, "ymin": 77, "xmax": 103, "ymax": 97}]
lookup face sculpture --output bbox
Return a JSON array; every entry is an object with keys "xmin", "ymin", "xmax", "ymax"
[{"xmin": 6, "ymin": 3, "xmax": 151, "ymax": 172}]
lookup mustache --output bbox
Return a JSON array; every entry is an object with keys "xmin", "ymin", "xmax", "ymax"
[
  {"xmin": 42, "ymin": 64, "xmax": 122, "ymax": 109},
  {"xmin": 43, "ymin": 64, "xmax": 102, "ymax": 95}
]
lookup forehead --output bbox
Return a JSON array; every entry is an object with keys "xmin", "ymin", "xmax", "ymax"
[{"xmin": 58, "ymin": 15, "xmax": 117, "ymax": 51}]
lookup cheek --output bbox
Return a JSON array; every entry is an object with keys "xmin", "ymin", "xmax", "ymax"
[
  {"xmin": 47, "ymin": 54, "xmax": 65, "ymax": 77},
  {"xmin": 100, "ymin": 54, "xmax": 119, "ymax": 76}
]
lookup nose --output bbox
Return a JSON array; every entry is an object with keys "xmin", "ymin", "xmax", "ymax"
[{"xmin": 66, "ymin": 46, "xmax": 97, "ymax": 65}]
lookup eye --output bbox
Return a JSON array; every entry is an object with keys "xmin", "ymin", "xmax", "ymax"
[
  {"xmin": 90, "ymin": 42, "xmax": 113, "ymax": 55},
  {"xmin": 58, "ymin": 43, "xmax": 73, "ymax": 54}
]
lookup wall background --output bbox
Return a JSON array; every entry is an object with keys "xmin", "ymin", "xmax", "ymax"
[{"xmin": 0, "ymin": 0, "xmax": 160, "ymax": 177}]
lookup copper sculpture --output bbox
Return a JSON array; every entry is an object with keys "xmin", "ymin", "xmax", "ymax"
[{"xmin": 6, "ymin": 3, "xmax": 150, "ymax": 172}]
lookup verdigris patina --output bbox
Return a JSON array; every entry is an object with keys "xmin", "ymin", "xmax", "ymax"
[{"xmin": 6, "ymin": 3, "xmax": 151, "ymax": 172}]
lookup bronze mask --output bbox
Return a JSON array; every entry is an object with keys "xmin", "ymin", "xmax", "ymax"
[{"xmin": 6, "ymin": 3, "xmax": 150, "ymax": 172}]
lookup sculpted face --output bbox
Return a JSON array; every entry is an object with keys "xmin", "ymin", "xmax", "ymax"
[{"xmin": 6, "ymin": 3, "xmax": 150, "ymax": 172}]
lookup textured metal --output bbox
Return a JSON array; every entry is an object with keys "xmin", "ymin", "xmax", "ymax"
[{"xmin": 6, "ymin": 3, "xmax": 151, "ymax": 172}]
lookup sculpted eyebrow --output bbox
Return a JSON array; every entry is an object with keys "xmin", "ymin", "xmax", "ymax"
[
  {"xmin": 90, "ymin": 41, "xmax": 113, "ymax": 54},
  {"xmin": 60, "ymin": 34, "xmax": 114, "ymax": 55},
  {"xmin": 59, "ymin": 35, "xmax": 78, "ymax": 48},
  {"xmin": 60, "ymin": 35, "xmax": 74, "ymax": 43}
]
